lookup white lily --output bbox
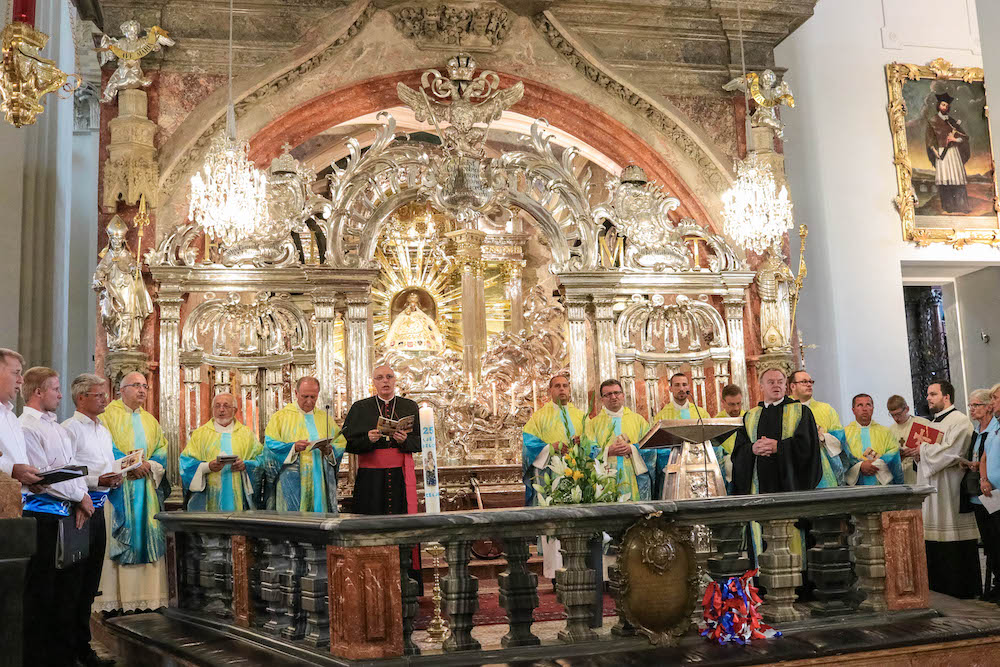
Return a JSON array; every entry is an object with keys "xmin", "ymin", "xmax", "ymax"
[
  {"xmin": 549, "ymin": 455, "xmax": 568, "ymax": 477},
  {"xmin": 537, "ymin": 494, "xmax": 552, "ymax": 507},
  {"xmin": 570, "ymin": 485, "xmax": 583, "ymax": 503}
]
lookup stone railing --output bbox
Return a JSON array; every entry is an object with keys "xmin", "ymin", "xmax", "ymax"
[{"xmin": 156, "ymin": 485, "xmax": 933, "ymax": 662}]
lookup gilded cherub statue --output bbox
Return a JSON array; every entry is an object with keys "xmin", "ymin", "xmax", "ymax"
[
  {"xmin": 94, "ymin": 215, "xmax": 153, "ymax": 350},
  {"xmin": 98, "ymin": 20, "xmax": 175, "ymax": 103},
  {"xmin": 397, "ymin": 52, "xmax": 523, "ymax": 156},
  {"xmin": 723, "ymin": 69, "xmax": 795, "ymax": 140}
]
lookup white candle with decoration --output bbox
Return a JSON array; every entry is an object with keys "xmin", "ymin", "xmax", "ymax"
[{"xmin": 419, "ymin": 406, "xmax": 440, "ymax": 514}]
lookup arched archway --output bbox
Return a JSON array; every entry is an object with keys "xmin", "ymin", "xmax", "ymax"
[{"xmin": 245, "ymin": 70, "xmax": 720, "ymax": 232}]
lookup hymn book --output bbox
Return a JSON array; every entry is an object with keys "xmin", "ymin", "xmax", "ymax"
[
  {"xmin": 35, "ymin": 465, "xmax": 88, "ymax": 484},
  {"xmin": 904, "ymin": 423, "xmax": 944, "ymax": 449},
  {"xmin": 377, "ymin": 415, "xmax": 415, "ymax": 436},
  {"xmin": 114, "ymin": 449, "xmax": 144, "ymax": 474}
]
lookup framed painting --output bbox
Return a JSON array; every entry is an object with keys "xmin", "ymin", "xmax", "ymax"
[{"xmin": 886, "ymin": 58, "xmax": 1000, "ymax": 247}]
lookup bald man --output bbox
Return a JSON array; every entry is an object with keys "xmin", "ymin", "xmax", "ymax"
[
  {"xmin": 264, "ymin": 377, "xmax": 345, "ymax": 513},
  {"xmin": 342, "ymin": 365, "xmax": 421, "ymax": 517},
  {"xmin": 181, "ymin": 393, "xmax": 264, "ymax": 512}
]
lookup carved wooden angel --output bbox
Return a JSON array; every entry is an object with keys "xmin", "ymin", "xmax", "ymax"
[
  {"xmin": 723, "ymin": 69, "xmax": 795, "ymax": 139},
  {"xmin": 397, "ymin": 53, "xmax": 523, "ymax": 156},
  {"xmin": 98, "ymin": 20, "xmax": 175, "ymax": 103}
]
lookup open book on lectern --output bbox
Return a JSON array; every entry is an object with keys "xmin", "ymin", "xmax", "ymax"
[{"xmin": 636, "ymin": 417, "xmax": 743, "ymax": 449}]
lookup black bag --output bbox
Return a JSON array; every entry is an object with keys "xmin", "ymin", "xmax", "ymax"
[
  {"xmin": 55, "ymin": 514, "xmax": 89, "ymax": 570},
  {"xmin": 961, "ymin": 432, "xmax": 984, "ymax": 503}
]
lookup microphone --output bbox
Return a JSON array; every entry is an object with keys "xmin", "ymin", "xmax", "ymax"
[{"xmin": 325, "ymin": 404, "xmax": 331, "ymax": 441}]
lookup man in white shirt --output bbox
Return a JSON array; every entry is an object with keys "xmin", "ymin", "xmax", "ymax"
[
  {"xmin": 62, "ymin": 374, "xmax": 120, "ymax": 667},
  {"xmin": 20, "ymin": 366, "xmax": 92, "ymax": 667},
  {"xmin": 0, "ymin": 347, "xmax": 42, "ymax": 487}
]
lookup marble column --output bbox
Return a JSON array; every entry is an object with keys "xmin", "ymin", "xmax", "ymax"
[
  {"xmin": 723, "ymin": 294, "xmax": 748, "ymax": 396},
  {"xmin": 594, "ymin": 298, "xmax": 617, "ymax": 384},
  {"xmin": 447, "ymin": 229, "xmax": 487, "ymax": 384},
  {"xmin": 344, "ymin": 292, "xmax": 372, "ymax": 405},
  {"xmin": 158, "ymin": 288, "xmax": 184, "ymax": 490},
  {"xmin": 618, "ymin": 353, "xmax": 637, "ymax": 414},
  {"xmin": 643, "ymin": 362, "xmax": 662, "ymax": 419},
  {"xmin": 312, "ymin": 291, "xmax": 339, "ymax": 409},
  {"xmin": 566, "ymin": 300, "xmax": 590, "ymax": 409}
]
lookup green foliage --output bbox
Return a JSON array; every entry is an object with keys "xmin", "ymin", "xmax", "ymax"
[{"xmin": 531, "ymin": 438, "xmax": 627, "ymax": 506}]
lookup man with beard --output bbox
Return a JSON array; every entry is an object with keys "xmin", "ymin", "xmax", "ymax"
[{"xmin": 926, "ymin": 91, "xmax": 971, "ymax": 213}]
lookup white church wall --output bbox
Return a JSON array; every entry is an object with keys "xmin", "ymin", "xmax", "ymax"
[{"xmin": 775, "ymin": 0, "xmax": 996, "ymax": 423}]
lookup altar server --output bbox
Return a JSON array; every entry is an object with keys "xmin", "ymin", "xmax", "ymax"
[
  {"xmin": 264, "ymin": 377, "xmax": 345, "ymax": 513},
  {"xmin": 789, "ymin": 369, "xmax": 846, "ymax": 487},
  {"xmin": 97, "ymin": 371, "xmax": 170, "ymax": 612},
  {"xmin": 584, "ymin": 379, "xmax": 653, "ymax": 501},
  {"xmin": 521, "ymin": 374, "xmax": 586, "ymax": 579},
  {"xmin": 182, "ymin": 393, "xmax": 264, "ymax": 512},
  {"xmin": 20, "ymin": 367, "xmax": 92, "ymax": 667},
  {"xmin": 843, "ymin": 394, "xmax": 903, "ymax": 486},
  {"xmin": 922, "ymin": 380, "xmax": 980, "ymax": 599},
  {"xmin": 887, "ymin": 394, "xmax": 931, "ymax": 484},
  {"xmin": 342, "ymin": 365, "xmax": 420, "ymax": 516},
  {"xmin": 62, "ymin": 374, "xmax": 120, "ymax": 667},
  {"xmin": 712, "ymin": 384, "xmax": 746, "ymax": 494},
  {"xmin": 651, "ymin": 373, "xmax": 711, "ymax": 498}
]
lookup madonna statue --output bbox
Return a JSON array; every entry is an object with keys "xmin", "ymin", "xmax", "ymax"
[{"xmin": 384, "ymin": 292, "xmax": 446, "ymax": 353}]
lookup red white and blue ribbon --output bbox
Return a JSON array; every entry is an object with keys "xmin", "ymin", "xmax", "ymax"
[{"xmin": 700, "ymin": 569, "xmax": 782, "ymax": 645}]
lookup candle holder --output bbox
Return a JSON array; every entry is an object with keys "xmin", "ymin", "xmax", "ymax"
[{"xmin": 423, "ymin": 542, "xmax": 449, "ymax": 646}]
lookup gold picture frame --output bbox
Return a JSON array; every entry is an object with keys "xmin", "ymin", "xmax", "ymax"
[{"xmin": 886, "ymin": 58, "xmax": 1000, "ymax": 248}]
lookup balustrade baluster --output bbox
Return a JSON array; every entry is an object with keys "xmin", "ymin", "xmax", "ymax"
[
  {"xmin": 758, "ymin": 519, "xmax": 804, "ymax": 623},
  {"xmin": 261, "ymin": 539, "xmax": 291, "ymax": 636},
  {"xmin": 556, "ymin": 532, "xmax": 598, "ymax": 643},
  {"xmin": 708, "ymin": 523, "xmax": 750, "ymax": 582},
  {"xmin": 852, "ymin": 513, "xmax": 887, "ymax": 613},
  {"xmin": 280, "ymin": 541, "xmax": 307, "ymax": 640},
  {"xmin": 498, "ymin": 537, "xmax": 540, "ymax": 647},
  {"xmin": 807, "ymin": 516, "xmax": 854, "ymax": 616},
  {"xmin": 301, "ymin": 543, "xmax": 329, "ymax": 647},
  {"xmin": 442, "ymin": 540, "xmax": 481, "ymax": 652},
  {"xmin": 202, "ymin": 535, "xmax": 231, "ymax": 619},
  {"xmin": 399, "ymin": 545, "xmax": 421, "ymax": 655}
]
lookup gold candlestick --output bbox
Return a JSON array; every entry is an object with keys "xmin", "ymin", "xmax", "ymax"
[{"xmin": 424, "ymin": 542, "xmax": 449, "ymax": 645}]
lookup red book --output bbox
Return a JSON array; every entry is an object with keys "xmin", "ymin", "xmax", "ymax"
[{"xmin": 905, "ymin": 422, "xmax": 944, "ymax": 449}]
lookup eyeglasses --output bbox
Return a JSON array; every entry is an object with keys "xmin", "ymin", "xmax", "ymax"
[
  {"xmin": 123, "ymin": 383, "xmax": 148, "ymax": 390},
  {"xmin": 791, "ymin": 379, "xmax": 815, "ymax": 385},
  {"xmin": 83, "ymin": 392, "xmax": 108, "ymax": 399},
  {"xmin": 970, "ymin": 403, "xmax": 987, "ymax": 408},
  {"xmin": 602, "ymin": 391, "xmax": 624, "ymax": 397}
]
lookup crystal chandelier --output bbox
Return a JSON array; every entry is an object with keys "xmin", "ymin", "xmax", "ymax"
[
  {"xmin": 721, "ymin": 0, "xmax": 794, "ymax": 254},
  {"xmin": 188, "ymin": 0, "xmax": 269, "ymax": 247},
  {"xmin": 721, "ymin": 153, "xmax": 793, "ymax": 254}
]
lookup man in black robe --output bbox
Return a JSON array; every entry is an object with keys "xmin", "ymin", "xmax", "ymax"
[
  {"xmin": 343, "ymin": 364, "xmax": 421, "ymax": 514},
  {"xmin": 732, "ymin": 368, "xmax": 822, "ymax": 495}
]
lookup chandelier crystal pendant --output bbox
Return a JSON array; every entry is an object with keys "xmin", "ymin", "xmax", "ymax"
[
  {"xmin": 188, "ymin": 0, "xmax": 269, "ymax": 247},
  {"xmin": 721, "ymin": 0, "xmax": 794, "ymax": 254},
  {"xmin": 721, "ymin": 153, "xmax": 793, "ymax": 255}
]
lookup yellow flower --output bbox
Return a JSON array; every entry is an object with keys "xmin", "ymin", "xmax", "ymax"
[
  {"xmin": 567, "ymin": 457, "xmax": 576, "ymax": 467},
  {"xmin": 573, "ymin": 470, "xmax": 584, "ymax": 481}
]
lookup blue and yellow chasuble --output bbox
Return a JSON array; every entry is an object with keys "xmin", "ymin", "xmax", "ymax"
[
  {"xmin": 264, "ymin": 403, "xmax": 346, "ymax": 512},
  {"xmin": 713, "ymin": 409, "xmax": 747, "ymax": 495},
  {"xmin": 181, "ymin": 420, "xmax": 264, "ymax": 511},
  {"xmin": 583, "ymin": 408, "xmax": 654, "ymax": 501},
  {"xmin": 650, "ymin": 401, "xmax": 712, "ymax": 499},
  {"xmin": 843, "ymin": 421, "xmax": 903, "ymax": 486},
  {"xmin": 521, "ymin": 400, "xmax": 585, "ymax": 506},
  {"xmin": 99, "ymin": 399, "xmax": 170, "ymax": 565},
  {"xmin": 804, "ymin": 399, "xmax": 848, "ymax": 488}
]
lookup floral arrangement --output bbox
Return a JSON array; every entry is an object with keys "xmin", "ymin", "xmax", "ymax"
[
  {"xmin": 700, "ymin": 569, "xmax": 781, "ymax": 645},
  {"xmin": 531, "ymin": 438, "xmax": 628, "ymax": 506}
]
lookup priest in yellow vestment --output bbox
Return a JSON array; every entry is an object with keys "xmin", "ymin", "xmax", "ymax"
[
  {"xmin": 584, "ymin": 379, "xmax": 653, "ymax": 501},
  {"xmin": 887, "ymin": 394, "xmax": 931, "ymax": 484},
  {"xmin": 789, "ymin": 370, "xmax": 846, "ymax": 487},
  {"xmin": 264, "ymin": 377, "xmax": 345, "ymax": 513},
  {"xmin": 712, "ymin": 384, "xmax": 746, "ymax": 494},
  {"xmin": 651, "ymin": 373, "xmax": 711, "ymax": 498},
  {"xmin": 522, "ymin": 374, "xmax": 585, "ymax": 579},
  {"xmin": 181, "ymin": 393, "xmax": 264, "ymax": 511},
  {"xmin": 96, "ymin": 371, "xmax": 169, "ymax": 612},
  {"xmin": 844, "ymin": 394, "xmax": 903, "ymax": 486}
]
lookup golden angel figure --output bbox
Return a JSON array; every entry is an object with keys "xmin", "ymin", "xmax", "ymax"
[{"xmin": 98, "ymin": 20, "xmax": 175, "ymax": 103}]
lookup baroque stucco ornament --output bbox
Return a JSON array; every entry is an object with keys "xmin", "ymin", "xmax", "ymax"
[{"xmin": 392, "ymin": 3, "xmax": 512, "ymax": 52}]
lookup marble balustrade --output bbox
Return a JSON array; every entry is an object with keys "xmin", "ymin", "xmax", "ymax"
[{"xmin": 157, "ymin": 485, "xmax": 933, "ymax": 662}]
